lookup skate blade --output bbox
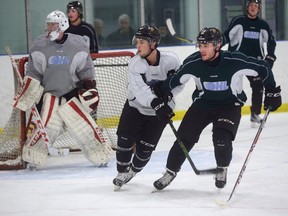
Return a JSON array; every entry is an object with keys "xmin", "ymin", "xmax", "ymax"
[{"xmin": 114, "ymin": 185, "xmax": 122, "ymax": 191}]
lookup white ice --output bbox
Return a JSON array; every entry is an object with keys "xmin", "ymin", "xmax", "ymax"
[{"xmin": 0, "ymin": 112, "xmax": 287, "ymax": 216}]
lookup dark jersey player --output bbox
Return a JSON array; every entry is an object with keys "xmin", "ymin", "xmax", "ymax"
[
  {"xmin": 65, "ymin": 1, "xmax": 99, "ymax": 53},
  {"xmin": 222, "ymin": 0, "xmax": 277, "ymax": 127},
  {"xmin": 152, "ymin": 27, "xmax": 281, "ymax": 191}
]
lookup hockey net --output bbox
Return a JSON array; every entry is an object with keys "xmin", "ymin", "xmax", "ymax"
[{"xmin": 0, "ymin": 51, "xmax": 134, "ymax": 170}]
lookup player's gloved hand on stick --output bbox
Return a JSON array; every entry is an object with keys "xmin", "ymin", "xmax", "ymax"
[
  {"xmin": 78, "ymin": 80, "xmax": 99, "ymax": 113},
  {"xmin": 151, "ymin": 98, "xmax": 175, "ymax": 123},
  {"xmin": 264, "ymin": 55, "xmax": 276, "ymax": 69},
  {"xmin": 151, "ymin": 85, "xmax": 173, "ymax": 104},
  {"xmin": 264, "ymin": 86, "xmax": 281, "ymax": 111}
]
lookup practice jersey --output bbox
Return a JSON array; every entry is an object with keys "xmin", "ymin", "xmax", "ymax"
[
  {"xmin": 65, "ymin": 20, "xmax": 99, "ymax": 53},
  {"xmin": 222, "ymin": 15, "xmax": 276, "ymax": 59},
  {"xmin": 127, "ymin": 50, "xmax": 181, "ymax": 116},
  {"xmin": 26, "ymin": 33, "xmax": 95, "ymax": 97},
  {"xmin": 161, "ymin": 50, "xmax": 276, "ymax": 110}
]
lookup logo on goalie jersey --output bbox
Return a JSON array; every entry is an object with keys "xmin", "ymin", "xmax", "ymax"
[{"xmin": 48, "ymin": 56, "xmax": 70, "ymax": 65}]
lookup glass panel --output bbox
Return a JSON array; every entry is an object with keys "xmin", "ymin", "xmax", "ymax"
[{"xmin": 0, "ymin": 0, "xmax": 27, "ymax": 54}]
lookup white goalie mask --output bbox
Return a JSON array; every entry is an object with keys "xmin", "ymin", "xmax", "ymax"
[{"xmin": 45, "ymin": 10, "xmax": 69, "ymax": 41}]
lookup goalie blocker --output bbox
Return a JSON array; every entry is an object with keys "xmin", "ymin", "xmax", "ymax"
[{"xmin": 58, "ymin": 97, "xmax": 113, "ymax": 166}]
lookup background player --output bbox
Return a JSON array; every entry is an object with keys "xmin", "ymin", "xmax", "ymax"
[{"xmin": 222, "ymin": 0, "xmax": 277, "ymax": 127}]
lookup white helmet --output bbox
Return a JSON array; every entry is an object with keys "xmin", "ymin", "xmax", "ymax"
[{"xmin": 46, "ymin": 10, "xmax": 69, "ymax": 41}]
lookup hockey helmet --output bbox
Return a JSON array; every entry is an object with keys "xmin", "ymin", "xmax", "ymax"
[
  {"xmin": 67, "ymin": 1, "xmax": 83, "ymax": 18},
  {"xmin": 46, "ymin": 10, "xmax": 69, "ymax": 41},
  {"xmin": 197, "ymin": 27, "xmax": 222, "ymax": 47},
  {"xmin": 246, "ymin": 0, "xmax": 261, "ymax": 7},
  {"xmin": 133, "ymin": 25, "xmax": 161, "ymax": 46}
]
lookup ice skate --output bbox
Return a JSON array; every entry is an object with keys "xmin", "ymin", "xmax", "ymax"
[
  {"xmin": 153, "ymin": 170, "xmax": 176, "ymax": 191},
  {"xmin": 113, "ymin": 169, "xmax": 136, "ymax": 191},
  {"xmin": 215, "ymin": 166, "xmax": 228, "ymax": 189},
  {"xmin": 250, "ymin": 113, "xmax": 263, "ymax": 128}
]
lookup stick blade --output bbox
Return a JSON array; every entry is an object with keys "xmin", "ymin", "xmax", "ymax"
[
  {"xmin": 215, "ymin": 197, "xmax": 229, "ymax": 208},
  {"xmin": 166, "ymin": 18, "xmax": 176, "ymax": 36}
]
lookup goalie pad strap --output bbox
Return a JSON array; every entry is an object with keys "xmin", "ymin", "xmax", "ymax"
[{"xmin": 13, "ymin": 76, "xmax": 44, "ymax": 111}]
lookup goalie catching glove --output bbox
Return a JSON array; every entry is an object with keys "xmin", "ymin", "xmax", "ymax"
[
  {"xmin": 151, "ymin": 98, "xmax": 175, "ymax": 123},
  {"xmin": 78, "ymin": 79, "xmax": 99, "ymax": 113},
  {"xmin": 264, "ymin": 86, "xmax": 281, "ymax": 111}
]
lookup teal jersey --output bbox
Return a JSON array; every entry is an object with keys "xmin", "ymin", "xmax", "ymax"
[
  {"xmin": 222, "ymin": 15, "xmax": 276, "ymax": 59},
  {"xmin": 161, "ymin": 50, "xmax": 276, "ymax": 110}
]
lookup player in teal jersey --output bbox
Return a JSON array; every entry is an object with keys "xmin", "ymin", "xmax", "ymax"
[
  {"xmin": 222, "ymin": 0, "xmax": 277, "ymax": 127},
  {"xmin": 153, "ymin": 27, "xmax": 281, "ymax": 190}
]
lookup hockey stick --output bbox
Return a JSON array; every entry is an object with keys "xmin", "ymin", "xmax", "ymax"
[
  {"xmin": 166, "ymin": 18, "xmax": 197, "ymax": 44},
  {"xmin": 5, "ymin": 46, "xmax": 66, "ymax": 157},
  {"xmin": 216, "ymin": 109, "xmax": 270, "ymax": 206},
  {"xmin": 168, "ymin": 120, "xmax": 222, "ymax": 175}
]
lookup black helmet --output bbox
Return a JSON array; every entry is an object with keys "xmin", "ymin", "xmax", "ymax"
[
  {"xmin": 134, "ymin": 25, "xmax": 161, "ymax": 45},
  {"xmin": 246, "ymin": 0, "xmax": 261, "ymax": 7},
  {"xmin": 197, "ymin": 27, "xmax": 222, "ymax": 47},
  {"xmin": 67, "ymin": 1, "xmax": 83, "ymax": 18}
]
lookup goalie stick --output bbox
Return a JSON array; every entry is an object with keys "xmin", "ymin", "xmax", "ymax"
[
  {"xmin": 5, "ymin": 46, "xmax": 67, "ymax": 157},
  {"xmin": 166, "ymin": 18, "xmax": 197, "ymax": 44},
  {"xmin": 168, "ymin": 120, "xmax": 222, "ymax": 175},
  {"xmin": 216, "ymin": 109, "xmax": 270, "ymax": 206}
]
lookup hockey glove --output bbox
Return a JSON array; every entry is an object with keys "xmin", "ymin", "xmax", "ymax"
[
  {"xmin": 264, "ymin": 86, "xmax": 281, "ymax": 111},
  {"xmin": 151, "ymin": 98, "xmax": 175, "ymax": 123},
  {"xmin": 264, "ymin": 55, "xmax": 276, "ymax": 69},
  {"xmin": 78, "ymin": 80, "xmax": 99, "ymax": 113},
  {"xmin": 151, "ymin": 83, "xmax": 173, "ymax": 104}
]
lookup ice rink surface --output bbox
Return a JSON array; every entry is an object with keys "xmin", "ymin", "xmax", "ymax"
[{"xmin": 0, "ymin": 112, "xmax": 287, "ymax": 216}]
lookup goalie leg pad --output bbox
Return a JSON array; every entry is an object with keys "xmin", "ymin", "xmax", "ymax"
[
  {"xmin": 22, "ymin": 130, "xmax": 49, "ymax": 167},
  {"xmin": 58, "ymin": 97, "xmax": 113, "ymax": 166},
  {"xmin": 13, "ymin": 76, "xmax": 44, "ymax": 111},
  {"xmin": 40, "ymin": 93, "xmax": 64, "ymax": 144}
]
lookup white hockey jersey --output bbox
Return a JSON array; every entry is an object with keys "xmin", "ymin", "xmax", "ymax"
[{"xmin": 127, "ymin": 50, "xmax": 182, "ymax": 116}]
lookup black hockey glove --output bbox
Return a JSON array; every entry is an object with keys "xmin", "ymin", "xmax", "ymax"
[
  {"xmin": 151, "ymin": 84, "xmax": 173, "ymax": 104},
  {"xmin": 264, "ymin": 55, "xmax": 276, "ymax": 69},
  {"xmin": 151, "ymin": 98, "xmax": 175, "ymax": 123},
  {"xmin": 264, "ymin": 86, "xmax": 281, "ymax": 111}
]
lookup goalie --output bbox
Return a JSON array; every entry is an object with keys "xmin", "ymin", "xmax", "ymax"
[{"xmin": 13, "ymin": 10, "xmax": 112, "ymax": 168}]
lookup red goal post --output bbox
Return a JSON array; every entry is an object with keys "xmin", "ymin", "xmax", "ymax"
[{"xmin": 0, "ymin": 51, "xmax": 134, "ymax": 170}]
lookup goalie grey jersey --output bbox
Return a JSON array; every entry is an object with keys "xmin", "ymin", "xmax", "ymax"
[
  {"xmin": 127, "ymin": 50, "xmax": 181, "ymax": 116},
  {"xmin": 26, "ymin": 33, "xmax": 95, "ymax": 97}
]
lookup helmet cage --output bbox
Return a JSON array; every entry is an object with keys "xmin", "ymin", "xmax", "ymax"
[{"xmin": 46, "ymin": 10, "xmax": 69, "ymax": 41}]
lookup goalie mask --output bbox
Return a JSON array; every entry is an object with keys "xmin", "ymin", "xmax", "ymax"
[
  {"xmin": 46, "ymin": 10, "xmax": 69, "ymax": 41},
  {"xmin": 132, "ymin": 25, "xmax": 161, "ymax": 47},
  {"xmin": 197, "ymin": 27, "xmax": 222, "ymax": 49}
]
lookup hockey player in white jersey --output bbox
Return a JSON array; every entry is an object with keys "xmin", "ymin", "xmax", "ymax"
[
  {"xmin": 13, "ymin": 10, "xmax": 112, "ymax": 168},
  {"xmin": 112, "ymin": 25, "xmax": 182, "ymax": 190}
]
